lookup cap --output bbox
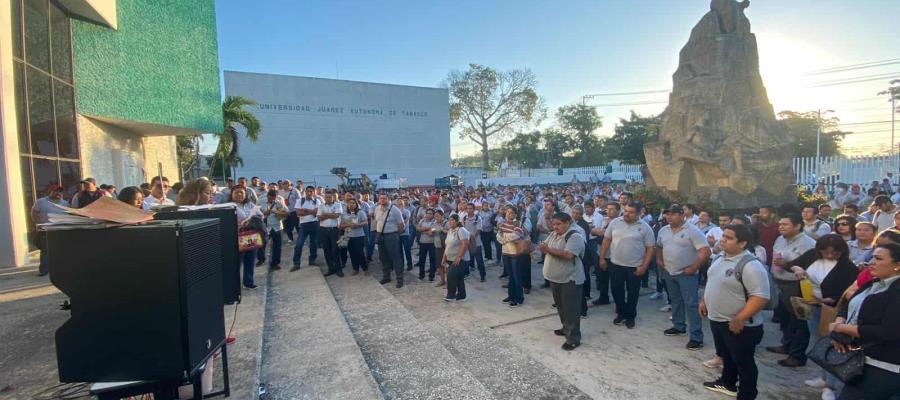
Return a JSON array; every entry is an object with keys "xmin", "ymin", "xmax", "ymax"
[
  {"xmin": 79, "ymin": 177, "xmax": 96, "ymax": 184},
  {"xmin": 666, "ymin": 204, "xmax": 684, "ymax": 214}
]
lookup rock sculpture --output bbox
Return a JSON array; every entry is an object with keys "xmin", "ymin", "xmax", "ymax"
[{"xmin": 644, "ymin": 0, "xmax": 794, "ymax": 208}]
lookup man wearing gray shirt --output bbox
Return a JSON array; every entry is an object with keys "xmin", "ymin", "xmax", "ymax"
[
  {"xmin": 700, "ymin": 224, "xmax": 769, "ymax": 399},
  {"xmin": 769, "ymin": 213, "xmax": 816, "ymax": 367},
  {"xmin": 374, "ymin": 194, "xmax": 406, "ymax": 288},
  {"xmin": 599, "ymin": 201, "xmax": 655, "ymax": 329},
  {"xmin": 539, "ymin": 212, "xmax": 586, "ymax": 351},
  {"xmin": 656, "ymin": 204, "xmax": 710, "ymax": 349}
]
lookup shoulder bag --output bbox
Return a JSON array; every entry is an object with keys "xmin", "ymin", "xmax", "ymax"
[{"xmin": 807, "ymin": 334, "xmax": 866, "ymax": 384}]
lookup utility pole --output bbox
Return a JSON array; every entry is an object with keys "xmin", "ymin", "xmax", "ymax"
[{"xmin": 816, "ymin": 109, "xmax": 821, "ymax": 182}]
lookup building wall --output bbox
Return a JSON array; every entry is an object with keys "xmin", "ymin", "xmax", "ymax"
[
  {"xmin": 223, "ymin": 72, "xmax": 451, "ymax": 185},
  {"xmin": 77, "ymin": 115, "xmax": 178, "ymax": 188},
  {"xmin": 72, "ymin": 0, "xmax": 222, "ymax": 133}
]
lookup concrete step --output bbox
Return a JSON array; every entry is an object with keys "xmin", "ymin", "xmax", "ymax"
[
  {"xmin": 325, "ymin": 269, "xmax": 495, "ymax": 400},
  {"xmin": 389, "ymin": 268, "xmax": 593, "ymax": 400},
  {"xmin": 258, "ymin": 267, "xmax": 383, "ymax": 400}
]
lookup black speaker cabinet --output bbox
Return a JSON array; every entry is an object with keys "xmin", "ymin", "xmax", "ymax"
[
  {"xmin": 155, "ymin": 208, "xmax": 241, "ymax": 304},
  {"xmin": 47, "ymin": 219, "xmax": 225, "ymax": 383}
]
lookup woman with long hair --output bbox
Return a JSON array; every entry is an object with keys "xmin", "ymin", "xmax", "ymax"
[
  {"xmin": 231, "ymin": 186, "xmax": 263, "ymax": 289},
  {"xmin": 116, "ymin": 186, "xmax": 144, "ymax": 209},
  {"xmin": 849, "ymin": 222, "xmax": 876, "ymax": 266},
  {"xmin": 834, "ymin": 215, "xmax": 858, "ymax": 242},
  {"xmin": 442, "ymin": 214, "xmax": 470, "ymax": 302},
  {"xmin": 339, "ymin": 198, "xmax": 369, "ymax": 275},
  {"xmin": 176, "ymin": 178, "xmax": 214, "ymax": 206}
]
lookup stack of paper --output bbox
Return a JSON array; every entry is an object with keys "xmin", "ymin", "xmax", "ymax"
[{"xmin": 39, "ymin": 196, "xmax": 155, "ymax": 230}]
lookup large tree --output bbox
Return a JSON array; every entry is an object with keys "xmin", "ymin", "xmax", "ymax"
[
  {"xmin": 447, "ymin": 64, "xmax": 545, "ymax": 169},
  {"xmin": 602, "ymin": 111, "xmax": 660, "ymax": 164},
  {"xmin": 542, "ymin": 128, "xmax": 575, "ymax": 168},
  {"xmin": 212, "ymin": 96, "xmax": 261, "ymax": 176},
  {"xmin": 777, "ymin": 110, "xmax": 844, "ymax": 157},
  {"xmin": 556, "ymin": 104, "xmax": 603, "ymax": 166},
  {"xmin": 500, "ymin": 130, "xmax": 544, "ymax": 168}
]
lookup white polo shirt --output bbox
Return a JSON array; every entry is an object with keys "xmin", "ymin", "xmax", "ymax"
[
  {"xmin": 317, "ymin": 201, "xmax": 343, "ymax": 228},
  {"xmin": 295, "ymin": 196, "xmax": 320, "ymax": 224}
]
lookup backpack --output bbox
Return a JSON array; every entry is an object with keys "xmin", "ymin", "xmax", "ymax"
[
  {"xmin": 733, "ymin": 254, "xmax": 780, "ymax": 311},
  {"xmin": 563, "ymin": 230, "xmax": 585, "ymax": 265}
]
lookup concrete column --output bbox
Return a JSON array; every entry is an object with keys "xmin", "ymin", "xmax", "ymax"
[{"xmin": 0, "ymin": 1, "xmax": 30, "ymax": 267}]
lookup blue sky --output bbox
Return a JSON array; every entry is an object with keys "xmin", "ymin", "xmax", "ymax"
[{"xmin": 214, "ymin": 0, "xmax": 900, "ymax": 156}]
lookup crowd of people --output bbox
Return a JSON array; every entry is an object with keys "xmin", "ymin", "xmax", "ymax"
[{"xmin": 29, "ymin": 175, "xmax": 900, "ymax": 400}]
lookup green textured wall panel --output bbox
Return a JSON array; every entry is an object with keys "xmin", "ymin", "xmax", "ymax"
[{"xmin": 72, "ymin": 0, "xmax": 222, "ymax": 133}]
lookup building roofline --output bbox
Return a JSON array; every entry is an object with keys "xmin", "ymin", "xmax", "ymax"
[{"xmin": 223, "ymin": 70, "xmax": 447, "ymax": 92}]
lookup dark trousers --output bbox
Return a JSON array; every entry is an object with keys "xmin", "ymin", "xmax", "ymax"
[
  {"xmin": 710, "ymin": 321, "xmax": 764, "ymax": 400},
  {"xmin": 493, "ymin": 236, "xmax": 503, "ymax": 265},
  {"xmin": 37, "ymin": 231, "xmax": 49, "ymax": 275},
  {"xmin": 344, "ymin": 236, "xmax": 367, "ymax": 271},
  {"xmin": 417, "ymin": 242, "xmax": 436, "ymax": 277},
  {"xmin": 551, "ymin": 281, "xmax": 582, "ymax": 346},
  {"xmin": 583, "ymin": 239, "xmax": 597, "ymax": 296},
  {"xmin": 365, "ymin": 224, "xmax": 375, "ymax": 260},
  {"xmin": 432, "ymin": 247, "xmax": 445, "ymax": 279},
  {"xmin": 292, "ymin": 221, "xmax": 319, "ymax": 265},
  {"xmin": 596, "ymin": 258, "xmax": 611, "ymax": 302},
  {"xmin": 399, "ymin": 235, "xmax": 413, "ymax": 267},
  {"xmin": 466, "ymin": 246, "xmax": 486, "ymax": 279},
  {"xmin": 522, "ymin": 254, "xmax": 532, "ymax": 290},
  {"xmin": 838, "ymin": 365, "xmax": 900, "ymax": 400},
  {"xmin": 284, "ymin": 213, "xmax": 298, "ymax": 241},
  {"xmin": 609, "ymin": 262, "xmax": 642, "ymax": 320},
  {"xmin": 446, "ymin": 261, "xmax": 467, "ymax": 300},
  {"xmin": 267, "ymin": 229, "xmax": 282, "ymax": 266},
  {"xmin": 320, "ymin": 227, "xmax": 341, "ymax": 273},
  {"xmin": 503, "ymin": 254, "xmax": 525, "ymax": 304},
  {"xmin": 379, "ymin": 232, "xmax": 403, "ymax": 283},
  {"xmin": 241, "ymin": 250, "xmax": 255, "ymax": 286},
  {"xmin": 480, "ymin": 231, "xmax": 495, "ymax": 260},
  {"xmin": 776, "ymin": 280, "xmax": 810, "ymax": 361}
]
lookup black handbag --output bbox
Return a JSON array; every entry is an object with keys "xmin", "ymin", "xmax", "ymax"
[{"xmin": 807, "ymin": 335, "xmax": 865, "ymax": 384}]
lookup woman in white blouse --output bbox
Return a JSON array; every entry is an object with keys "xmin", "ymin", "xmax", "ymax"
[{"xmin": 231, "ymin": 187, "xmax": 264, "ymax": 289}]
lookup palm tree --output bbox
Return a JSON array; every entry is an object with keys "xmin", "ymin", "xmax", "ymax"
[{"xmin": 211, "ymin": 96, "xmax": 261, "ymax": 177}]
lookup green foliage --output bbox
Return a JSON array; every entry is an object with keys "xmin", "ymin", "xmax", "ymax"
[
  {"xmin": 599, "ymin": 111, "xmax": 661, "ymax": 164},
  {"xmin": 212, "ymin": 96, "xmax": 261, "ymax": 175},
  {"xmin": 777, "ymin": 110, "xmax": 844, "ymax": 157},
  {"xmin": 796, "ymin": 187, "xmax": 829, "ymax": 206},
  {"xmin": 556, "ymin": 104, "xmax": 603, "ymax": 165},
  {"xmin": 542, "ymin": 128, "xmax": 575, "ymax": 167},
  {"xmin": 446, "ymin": 64, "xmax": 546, "ymax": 169},
  {"xmin": 501, "ymin": 130, "xmax": 544, "ymax": 168},
  {"xmin": 176, "ymin": 135, "xmax": 200, "ymax": 180}
]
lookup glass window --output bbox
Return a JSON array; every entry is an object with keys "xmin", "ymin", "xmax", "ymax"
[
  {"xmin": 59, "ymin": 160, "xmax": 81, "ymax": 200},
  {"xmin": 26, "ymin": 67, "xmax": 56, "ymax": 157},
  {"xmin": 54, "ymin": 81, "xmax": 77, "ymax": 158},
  {"xmin": 14, "ymin": 62, "xmax": 29, "ymax": 154},
  {"xmin": 20, "ymin": 156, "xmax": 34, "ymax": 213},
  {"xmin": 32, "ymin": 157, "xmax": 59, "ymax": 197},
  {"xmin": 11, "ymin": 0, "xmax": 23, "ymax": 59},
  {"xmin": 49, "ymin": 4, "xmax": 71, "ymax": 82},
  {"xmin": 24, "ymin": 0, "xmax": 49, "ymax": 71}
]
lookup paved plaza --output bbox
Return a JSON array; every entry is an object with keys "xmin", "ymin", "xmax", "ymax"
[{"xmin": 0, "ymin": 240, "xmax": 826, "ymax": 400}]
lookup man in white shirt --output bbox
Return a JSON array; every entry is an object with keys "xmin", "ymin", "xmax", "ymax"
[
  {"xmin": 872, "ymin": 195, "xmax": 897, "ymax": 233},
  {"xmin": 801, "ymin": 206, "xmax": 831, "ymax": 239},
  {"xmin": 259, "ymin": 189, "xmax": 288, "ymax": 270},
  {"xmin": 32, "ymin": 184, "xmax": 69, "ymax": 276},
  {"xmin": 374, "ymin": 194, "xmax": 407, "ymax": 288},
  {"xmin": 318, "ymin": 190, "xmax": 344, "ymax": 277},
  {"xmin": 599, "ymin": 201, "xmax": 655, "ymax": 329},
  {"xmin": 142, "ymin": 176, "xmax": 175, "ymax": 211},
  {"xmin": 291, "ymin": 186, "xmax": 321, "ymax": 270}
]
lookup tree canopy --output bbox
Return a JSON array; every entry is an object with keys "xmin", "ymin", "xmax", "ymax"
[{"xmin": 777, "ymin": 110, "xmax": 844, "ymax": 157}]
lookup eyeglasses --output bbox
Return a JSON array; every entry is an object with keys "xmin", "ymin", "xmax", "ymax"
[{"xmin": 837, "ymin": 222, "xmax": 851, "ymax": 226}]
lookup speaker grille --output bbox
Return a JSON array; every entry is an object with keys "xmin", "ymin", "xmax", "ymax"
[{"xmin": 182, "ymin": 223, "xmax": 220, "ymax": 288}]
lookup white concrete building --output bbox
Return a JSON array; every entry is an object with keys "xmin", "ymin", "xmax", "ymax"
[{"xmin": 223, "ymin": 71, "xmax": 451, "ymax": 186}]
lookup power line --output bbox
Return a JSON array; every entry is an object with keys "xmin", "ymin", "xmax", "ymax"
[
  {"xmin": 809, "ymin": 72, "xmax": 900, "ymax": 87},
  {"xmin": 839, "ymin": 120, "xmax": 893, "ymax": 126},
  {"xmin": 804, "ymin": 58, "xmax": 900, "ymax": 76},
  {"xmin": 590, "ymin": 99, "xmax": 669, "ymax": 107},
  {"xmin": 583, "ymin": 89, "xmax": 669, "ymax": 97}
]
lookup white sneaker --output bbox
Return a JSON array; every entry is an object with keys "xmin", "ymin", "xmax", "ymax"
[
  {"xmin": 659, "ymin": 304, "xmax": 672, "ymax": 312},
  {"xmin": 821, "ymin": 388, "xmax": 836, "ymax": 400},
  {"xmin": 649, "ymin": 292, "xmax": 663, "ymax": 300},
  {"xmin": 703, "ymin": 356, "xmax": 723, "ymax": 369},
  {"xmin": 804, "ymin": 378, "xmax": 827, "ymax": 388}
]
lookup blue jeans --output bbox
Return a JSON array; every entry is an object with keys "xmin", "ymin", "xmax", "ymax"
[
  {"xmin": 808, "ymin": 305, "xmax": 843, "ymax": 391},
  {"xmin": 663, "ymin": 269, "xmax": 703, "ymax": 343},
  {"xmin": 292, "ymin": 221, "xmax": 319, "ymax": 265},
  {"xmin": 466, "ymin": 246, "xmax": 486, "ymax": 279},
  {"xmin": 363, "ymin": 225, "xmax": 374, "ymax": 260},
  {"xmin": 241, "ymin": 250, "xmax": 255, "ymax": 286},
  {"xmin": 399, "ymin": 235, "xmax": 413, "ymax": 267},
  {"xmin": 504, "ymin": 254, "xmax": 525, "ymax": 304}
]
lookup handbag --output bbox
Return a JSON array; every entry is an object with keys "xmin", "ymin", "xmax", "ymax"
[
  {"xmin": 790, "ymin": 296, "xmax": 814, "ymax": 321},
  {"xmin": 807, "ymin": 335, "xmax": 865, "ymax": 384},
  {"xmin": 238, "ymin": 229, "xmax": 264, "ymax": 253},
  {"xmin": 818, "ymin": 298, "xmax": 844, "ymax": 337}
]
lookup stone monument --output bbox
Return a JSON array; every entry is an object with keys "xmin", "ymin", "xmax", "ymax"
[{"xmin": 644, "ymin": 0, "xmax": 795, "ymax": 208}]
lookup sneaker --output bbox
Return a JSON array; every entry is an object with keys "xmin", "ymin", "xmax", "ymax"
[
  {"xmin": 509, "ymin": 302, "xmax": 520, "ymax": 308},
  {"xmin": 456, "ymin": 297, "xmax": 467, "ymax": 302},
  {"xmin": 243, "ymin": 283, "xmax": 257, "ymax": 289},
  {"xmin": 703, "ymin": 356, "xmax": 723, "ymax": 369},
  {"xmin": 686, "ymin": 341, "xmax": 704, "ymax": 351},
  {"xmin": 664, "ymin": 328, "xmax": 686, "ymax": 336},
  {"xmin": 581, "ymin": 314, "xmax": 588, "ymax": 319},
  {"xmin": 444, "ymin": 297, "xmax": 457, "ymax": 302},
  {"xmin": 613, "ymin": 316, "xmax": 626, "ymax": 326},
  {"xmin": 625, "ymin": 319, "xmax": 636, "ymax": 329},
  {"xmin": 777, "ymin": 357, "xmax": 806, "ymax": 367},
  {"xmin": 804, "ymin": 378, "xmax": 827, "ymax": 388},
  {"xmin": 649, "ymin": 292, "xmax": 663, "ymax": 300},
  {"xmin": 290, "ymin": 266, "xmax": 301, "ymax": 272},
  {"xmin": 553, "ymin": 329, "xmax": 565, "ymax": 336},
  {"xmin": 396, "ymin": 281, "xmax": 403, "ymax": 289},
  {"xmin": 502, "ymin": 297, "xmax": 512, "ymax": 303},
  {"xmin": 822, "ymin": 387, "xmax": 836, "ymax": 400},
  {"xmin": 703, "ymin": 380, "xmax": 737, "ymax": 397},
  {"xmin": 480, "ymin": 277, "xmax": 486, "ymax": 282},
  {"xmin": 379, "ymin": 278, "xmax": 392, "ymax": 285},
  {"xmin": 561, "ymin": 342, "xmax": 579, "ymax": 351},
  {"xmin": 659, "ymin": 304, "xmax": 672, "ymax": 312}
]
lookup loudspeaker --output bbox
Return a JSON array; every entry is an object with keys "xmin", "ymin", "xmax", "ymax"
[
  {"xmin": 155, "ymin": 208, "xmax": 241, "ymax": 304},
  {"xmin": 48, "ymin": 219, "xmax": 225, "ymax": 383}
]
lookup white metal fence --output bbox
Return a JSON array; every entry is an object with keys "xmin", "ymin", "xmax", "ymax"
[
  {"xmin": 451, "ymin": 161, "xmax": 644, "ymax": 186},
  {"xmin": 794, "ymin": 155, "xmax": 899, "ymax": 192}
]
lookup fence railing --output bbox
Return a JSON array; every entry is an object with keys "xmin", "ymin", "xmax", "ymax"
[
  {"xmin": 794, "ymin": 155, "xmax": 899, "ymax": 192},
  {"xmin": 450, "ymin": 161, "xmax": 645, "ymax": 185}
]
